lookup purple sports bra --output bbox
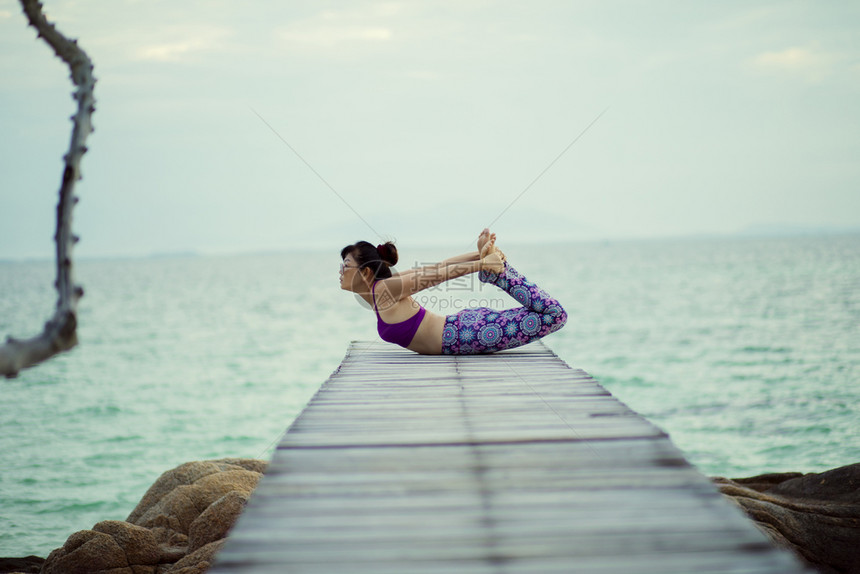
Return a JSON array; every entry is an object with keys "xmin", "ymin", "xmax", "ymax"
[{"xmin": 372, "ymin": 281, "xmax": 426, "ymax": 348}]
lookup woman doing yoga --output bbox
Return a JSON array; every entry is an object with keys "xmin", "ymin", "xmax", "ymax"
[{"xmin": 339, "ymin": 229, "xmax": 567, "ymax": 355}]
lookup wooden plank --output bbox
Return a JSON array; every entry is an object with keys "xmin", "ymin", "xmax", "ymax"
[{"xmin": 210, "ymin": 341, "xmax": 807, "ymax": 574}]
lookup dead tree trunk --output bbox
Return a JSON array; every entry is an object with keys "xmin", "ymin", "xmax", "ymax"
[{"xmin": 0, "ymin": 0, "xmax": 95, "ymax": 379}]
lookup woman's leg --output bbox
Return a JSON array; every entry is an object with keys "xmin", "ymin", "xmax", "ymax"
[
  {"xmin": 441, "ymin": 307, "xmax": 495, "ymax": 355},
  {"xmin": 441, "ymin": 263, "xmax": 567, "ymax": 355}
]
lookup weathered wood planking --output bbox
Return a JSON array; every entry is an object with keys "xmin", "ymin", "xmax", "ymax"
[{"xmin": 211, "ymin": 341, "xmax": 809, "ymax": 574}]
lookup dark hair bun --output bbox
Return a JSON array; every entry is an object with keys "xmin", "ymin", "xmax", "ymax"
[{"xmin": 376, "ymin": 242, "xmax": 398, "ymax": 266}]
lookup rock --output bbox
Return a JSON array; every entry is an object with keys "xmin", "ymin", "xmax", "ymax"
[
  {"xmin": 42, "ymin": 529, "xmax": 129, "ymax": 574},
  {"xmin": 0, "ymin": 556, "xmax": 45, "ymax": 574},
  {"xmin": 42, "ymin": 459, "xmax": 265, "ymax": 574},
  {"xmin": 127, "ymin": 459, "xmax": 264, "ymax": 525},
  {"xmin": 41, "ymin": 521, "xmax": 159, "ymax": 574},
  {"xmin": 188, "ymin": 491, "xmax": 249, "ymax": 553},
  {"xmin": 715, "ymin": 462, "xmax": 860, "ymax": 574},
  {"xmin": 727, "ymin": 471, "xmax": 806, "ymax": 493},
  {"xmin": 157, "ymin": 546, "xmax": 187, "ymax": 564},
  {"xmin": 93, "ymin": 521, "xmax": 161, "ymax": 566},
  {"xmin": 165, "ymin": 540, "xmax": 225, "ymax": 574},
  {"xmin": 127, "ymin": 459, "xmax": 264, "ymax": 547}
]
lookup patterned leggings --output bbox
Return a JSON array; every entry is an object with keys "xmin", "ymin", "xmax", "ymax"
[{"xmin": 441, "ymin": 263, "xmax": 567, "ymax": 355}]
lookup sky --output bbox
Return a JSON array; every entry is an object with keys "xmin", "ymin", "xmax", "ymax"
[{"xmin": 1, "ymin": 0, "xmax": 858, "ymax": 259}]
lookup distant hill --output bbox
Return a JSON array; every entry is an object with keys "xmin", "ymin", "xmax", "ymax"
[{"xmin": 735, "ymin": 224, "xmax": 860, "ymax": 238}]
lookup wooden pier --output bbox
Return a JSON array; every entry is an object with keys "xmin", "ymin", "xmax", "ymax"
[{"xmin": 210, "ymin": 341, "xmax": 808, "ymax": 573}]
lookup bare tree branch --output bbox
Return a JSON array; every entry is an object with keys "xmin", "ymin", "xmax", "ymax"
[{"xmin": 1, "ymin": 0, "xmax": 95, "ymax": 379}]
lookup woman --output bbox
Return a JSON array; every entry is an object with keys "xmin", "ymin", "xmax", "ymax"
[{"xmin": 339, "ymin": 229, "xmax": 567, "ymax": 355}]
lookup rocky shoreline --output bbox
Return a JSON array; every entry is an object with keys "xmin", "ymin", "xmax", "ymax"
[
  {"xmin": 1, "ymin": 459, "xmax": 266, "ymax": 574},
  {"xmin": 2, "ymin": 460, "xmax": 858, "ymax": 574},
  {"xmin": 714, "ymin": 462, "xmax": 860, "ymax": 574}
]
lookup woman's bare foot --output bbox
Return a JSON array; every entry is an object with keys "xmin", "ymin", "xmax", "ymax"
[
  {"xmin": 477, "ymin": 228, "xmax": 492, "ymax": 253},
  {"xmin": 478, "ymin": 229, "xmax": 506, "ymax": 260},
  {"xmin": 480, "ymin": 236, "xmax": 505, "ymax": 274}
]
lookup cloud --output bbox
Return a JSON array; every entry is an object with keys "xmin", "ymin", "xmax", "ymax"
[
  {"xmin": 405, "ymin": 69, "xmax": 440, "ymax": 81},
  {"xmin": 274, "ymin": 5, "xmax": 402, "ymax": 52},
  {"xmin": 131, "ymin": 26, "xmax": 232, "ymax": 62},
  {"xmin": 754, "ymin": 47, "xmax": 823, "ymax": 69},
  {"xmin": 750, "ymin": 46, "xmax": 838, "ymax": 81},
  {"xmin": 136, "ymin": 41, "xmax": 203, "ymax": 62},
  {"xmin": 0, "ymin": 10, "xmax": 13, "ymax": 20},
  {"xmin": 278, "ymin": 24, "xmax": 393, "ymax": 49}
]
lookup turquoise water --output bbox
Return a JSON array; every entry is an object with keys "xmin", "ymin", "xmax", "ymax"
[{"xmin": 1, "ymin": 235, "xmax": 858, "ymax": 556}]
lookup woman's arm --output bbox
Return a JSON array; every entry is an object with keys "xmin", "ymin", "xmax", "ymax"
[
  {"xmin": 438, "ymin": 251, "xmax": 481, "ymax": 267},
  {"xmin": 382, "ymin": 256, "xmax": 483, "ymax": 302},
  {"xmin": 396, "ymin": 251, "xmax": 480, "ymax": 283}
]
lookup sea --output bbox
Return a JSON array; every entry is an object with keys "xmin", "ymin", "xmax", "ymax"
[{"xmin": 1, "ymin": 234, "xmax": 858, "ymax": 557}]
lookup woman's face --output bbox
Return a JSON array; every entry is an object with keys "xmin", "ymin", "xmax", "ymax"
[{"xmin": 339, "ymin": 253, "xmax": 362, "ymax": 291}]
